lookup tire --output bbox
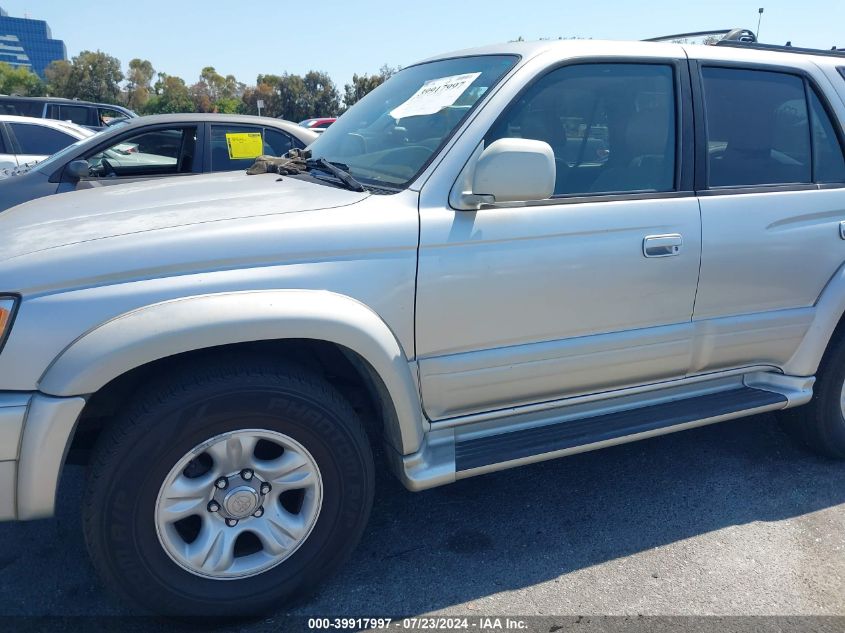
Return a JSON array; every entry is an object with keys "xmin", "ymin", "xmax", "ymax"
[
  {"xmin": 82, "ymin": 356, "xmax": 375, "ymax": 617},
  {"xmin": 777, "ymin": 332, "xmax": 845, "ymax": 459}
]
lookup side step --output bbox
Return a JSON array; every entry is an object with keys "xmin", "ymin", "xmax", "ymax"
[{"xmin": 454, "ymin": 386, "xmax": 785, "ymax": 472}]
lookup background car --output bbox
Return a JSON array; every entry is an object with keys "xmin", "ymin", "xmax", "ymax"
[
  {"xmin": 0, "ymin": 113, "xmax": 318, "ymax": 211},
  {"xmin": 0, "ymin": 115, "xmax": 93, "ymax": 171},
  {"xmin": 299, "ymin": 117, "xmax": 337, "ymax": 133},
  {"xmin": 0, "ymin": 96, "xmax": 137, "ymax": 131}
]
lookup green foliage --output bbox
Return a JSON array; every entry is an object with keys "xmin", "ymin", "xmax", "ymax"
[
  {"xmin": 25, "ymin": 45, "xmax": 397, "ymax": 121},
  {"xmin": 46, "ymin": 50, "xmax": 123, "ymax": 102},
  {"xmin": 141, "ymin": 73, "xmax": 193, "ymax": 114},
  {"xmin": 0, "ymin": 62, "xmax": 45, "ymax": 96},
  {"xmin": 241, "ymin": 71, "xmax": 341, "ymax": 121},
  {"xmin": 126, "ymin": 58, "xmax": 155, "ymax": 111},
  {"xmin": 342, "ymin": 64, "xmax": 399, "ymax": 110}
]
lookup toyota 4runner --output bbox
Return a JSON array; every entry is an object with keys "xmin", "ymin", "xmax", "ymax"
[{"xmin": 0, "ymin": 31, "xmax": 844, "ymax": 616}]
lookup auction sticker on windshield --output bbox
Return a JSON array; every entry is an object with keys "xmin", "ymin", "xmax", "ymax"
[
  {"xmin": 389, "ymin": 72, "xmax": 481, "ymax": 119},
  {"xmin": 225, "ymin": 132, "xmax": 263, "ymax": 159}
]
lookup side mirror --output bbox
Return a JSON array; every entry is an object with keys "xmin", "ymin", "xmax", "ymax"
[
  {"xmin": 64, "ymin": 160, "xmax": 90, "ymax": 182},
  {"xmin": 465, "ymin": 138, "xmax": 555, "ymax": 207}
]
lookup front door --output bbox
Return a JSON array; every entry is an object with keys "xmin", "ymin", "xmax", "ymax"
[{"xmin": 416, "ymin": 60, "xmax": 702, "ymax": 420}]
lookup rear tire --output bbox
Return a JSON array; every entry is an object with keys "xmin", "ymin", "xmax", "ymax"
[
  {"xmin": 82, "ymin": 357, "xmax": 375, "ymax": 617},
  {"xmin": 777, "ymin": 333, "xmax": 845, "ymax": 459}
]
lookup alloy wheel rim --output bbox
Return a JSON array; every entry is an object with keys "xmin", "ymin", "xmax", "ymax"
[{"xmin": 154, "ymin": 428, "xmax": 323, "ymax": 579}]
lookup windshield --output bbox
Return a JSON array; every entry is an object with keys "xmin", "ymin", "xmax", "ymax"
[{"xmin": 307, "ymin": 55, "xmax": 518, "ymax": 189}]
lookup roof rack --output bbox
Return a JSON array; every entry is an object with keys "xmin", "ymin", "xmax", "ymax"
[
  {"xmin": 644, "ymin": 27, "xmax": 845, "ymax": 59},
  {"xmin": 715, "ymin": 39, "xmax": 845, "ymax": 59},
  {"xmin": 643, "ymin": 28, "xmax": 755, "ymax": 43}
]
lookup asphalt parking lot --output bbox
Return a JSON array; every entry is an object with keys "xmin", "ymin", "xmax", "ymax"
[{"xmin": 0, "ymin": 413, "xmax": 843, "ymax": 627}]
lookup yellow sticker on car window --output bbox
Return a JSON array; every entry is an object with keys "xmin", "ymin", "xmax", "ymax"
[{"xmin": 225, "ymin": 132, "xmax": 263, "ymax": 159}]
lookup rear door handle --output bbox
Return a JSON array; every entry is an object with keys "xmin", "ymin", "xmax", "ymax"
[{"xmin": 643, "ymin": 234, "xmax": 683, "ymax": 258}]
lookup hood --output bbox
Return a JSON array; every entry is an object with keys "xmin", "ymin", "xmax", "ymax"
[{"xmin": 1, "ymin": 171, "xmax": 370, "ymax": 264}]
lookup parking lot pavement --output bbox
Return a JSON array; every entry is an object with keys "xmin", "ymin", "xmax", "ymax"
[{"xmin": 0, "ymin": 413, "xmax": 843, "ymax": 624}]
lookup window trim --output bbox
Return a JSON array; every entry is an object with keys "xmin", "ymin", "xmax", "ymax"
[
  {"xmin": 0, "ymin": 123, "xmax": 9, "ymax": 155},
  {"xmin": 692, "ymin": 59, "xmax": 845, "ymax": 194},
  {"xmin": 480, "ymin": 56, "xmax": 694, "ymax": 206}
]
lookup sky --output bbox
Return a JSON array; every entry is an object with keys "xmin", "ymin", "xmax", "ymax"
[{"xmin": 2, "ymin": 0, "xmax": 843, "ymax": 89}]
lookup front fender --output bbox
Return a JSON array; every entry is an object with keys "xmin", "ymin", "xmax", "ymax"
[{"xmin": 38, "ymin": 289, "xmax": 425, "ymax": 454}]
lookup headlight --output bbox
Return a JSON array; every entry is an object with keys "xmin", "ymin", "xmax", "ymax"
[{"xmin": 0, "ymin": 296, "xmax": 18, "ymax": 352}]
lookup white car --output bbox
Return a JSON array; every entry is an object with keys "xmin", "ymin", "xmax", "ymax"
[{"xmin": 0, "ymin": 115, "xmax": 92, "ymax": 171}]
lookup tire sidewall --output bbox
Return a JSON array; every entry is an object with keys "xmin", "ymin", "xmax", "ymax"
[{"xmin": 88, "ymin": 380, "xmax": 372, "ymax": 616}]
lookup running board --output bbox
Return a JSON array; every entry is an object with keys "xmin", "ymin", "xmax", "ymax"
[
  {"xmin": 393, "ymin": 371, "xmax": 814, "ymax": 491},
  {"xmin": 454, "ymin": 386, "xmax": 784, "ymax": 472}
]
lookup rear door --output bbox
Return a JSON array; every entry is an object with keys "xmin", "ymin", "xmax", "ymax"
[{"xmin": 689, "ymin": 56, "xmax": 845, "ymax": 374}]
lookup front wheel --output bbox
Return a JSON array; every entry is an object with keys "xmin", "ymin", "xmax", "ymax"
[{"xmin": 83, "ymin": 358, "xmax": 375, "ymax": 617}]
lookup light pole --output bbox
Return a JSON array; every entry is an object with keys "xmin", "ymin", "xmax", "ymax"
[{"xmin": 757, "ymin": 7, "xmax": 764, "ymax": 41}]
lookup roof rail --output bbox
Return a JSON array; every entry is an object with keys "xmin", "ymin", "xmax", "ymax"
[
  {"xmin": 643, "ymin": 28, "xmax": 755, "ymax": 43},
  {"xmin": 644, "ymin": 27, "xmax": 845, "ymax": 59},
  {"xmin": 715, "ymin": 39, "xmax": 845, "ymax": 59}
]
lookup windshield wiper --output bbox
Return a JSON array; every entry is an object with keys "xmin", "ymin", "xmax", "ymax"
[{"xmin": 305, "ymin": 157, "xmax": 366, "ymax": 192}]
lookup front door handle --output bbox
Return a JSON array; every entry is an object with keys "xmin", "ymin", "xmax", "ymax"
[{"xmin": 643, "ymin": 234, "xmax": 683, "ymax": 258}]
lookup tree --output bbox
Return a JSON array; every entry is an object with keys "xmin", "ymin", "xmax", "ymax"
[
  {"xmin": 44, "ymin": 50, "xmax": 123, "ymax": 102},
  {"xmin": 0, "ymin": 62, "xmax": 45, "ymax": 96},
  {"xmin": 303, "ymin": 70, "xmax": 341, "ymax": 118},
  {"xmin": 126, "ymin": 58, "xmax": 155, "ymax": 111},
  {"xmin": 142, "ymin": 73, "xmax": 194, "ymax": 114},
  {"xmin": 241, "ymin": 80, "xmax": 280, "ymax": 117},
  {"xmin": 44, "ymin": 59, "xmax": 73, "ymax": 97},
  {"xmin": 190, "ymin": 67, "xmax": 245, "ymax": 113},
  {"xmin": 242, "ymin": 71, "xmax": 340, "ymax": 121},
  {"xmin": 342, "ymin": 64, "xmax": 399, "ymax": 110}
]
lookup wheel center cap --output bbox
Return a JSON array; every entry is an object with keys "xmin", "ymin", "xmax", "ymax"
[{"xmin": 223, "ymin": 486, "xmax": 259, "ymax": 518}]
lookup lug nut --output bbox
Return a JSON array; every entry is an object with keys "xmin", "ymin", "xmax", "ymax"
[
  {"xmin": 260, "ymin": 483, "xmax": 271, "ymax": 495},
  {"xmin": 253, "ymin": 506, "xmax": 264, "ymax": 518},
  {"xmin": 241, "ymin": 469, "xmax": 254, "ymax": 481},
  {"xmin": 215, "ymin": 477, "xmax": 228, "ymax": 489},
  {"xmin": 207, "ymin": 501, "xmax": 220, "ymax": 513},
  {"xmin": 225, "ymin": 518, "xmax": 239, "ymax": 527}
]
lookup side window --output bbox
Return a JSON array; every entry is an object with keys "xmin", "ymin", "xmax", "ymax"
[
  {"xmin": 84, "ymin": 127, "xmax": 196, "ymax": 178},
  {"xmin": 263, "ymin": 128, "xmax": 295, "ymax": 155},
  {"xmin": 210, "ymin": 125, "xmax": 265, "ymax": 171},
  {"xmin": 702, "ymin": 67, "xmax": 811, "ymax": 187},
  {"xmin": 0, "ymin": 128, "xmax": 6, "ymax": 154},
  {"xmin": 59, "ymin": 105, "xmax": 93, "ymax": 125},
  {"xmin": 8, "ymin": 123, "xmax": 77, "ymax": 155},
  {"xmin": 0, "ymin": 99, "xmax": 41, "ymax": 117},
  {"xmin": 486, "ymin": 63, "xmax": 677, "ymax": 197},
  {"xmin": 809, "ymin": 88, "xmax": 845, "ymax": 183},
  {"xmin": 98, "ymin": 107, "xmax": 129, "ymax": 127}
]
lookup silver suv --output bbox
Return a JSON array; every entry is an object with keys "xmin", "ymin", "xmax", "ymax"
[{"xmin": 1, "ymin": 34, "xmax": 844, "ymax": 616}]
